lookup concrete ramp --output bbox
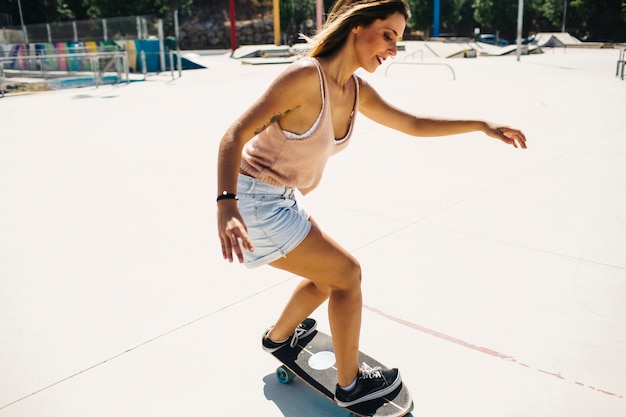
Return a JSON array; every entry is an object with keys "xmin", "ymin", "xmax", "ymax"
[
  {"xmin": 229, "ymin": 44, "xmax": 311, "ymax": 65},
  {"xmin": 232, "ymin": 45, "xmax": 292, "ymax": 59},
  {"xmin": 421, "ymin": 42, "xmax": 474, "ymax": 59},
  {"xmin": 534, "ymin": 32, "xmax": 582, "ymax": 47},
  {"xmin": 400, "ymin": 41, "xmax": 541, "ymax": 59},
  {"xmin": 240, "ymin": 57, "xmax": 298, "ymax": 65},
  {"xmin": 174, "ymin": 54, "xmax": 206, "ymax": 70},
  {"xmin": 473, "ymin": 42, "xmax": 542, "ymax": 56},
  {"xmin": 175, "ymin": 52, "xmax": 227, "ymax": 69}
]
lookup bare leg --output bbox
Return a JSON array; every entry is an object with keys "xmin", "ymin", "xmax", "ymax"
[
  {"xmin": 266, "ymin": 278, "xmax": 330, "ymax": 341},
  {"xmin": 269, "ymin": 221, "xmax": 361, "ymax": 387}
]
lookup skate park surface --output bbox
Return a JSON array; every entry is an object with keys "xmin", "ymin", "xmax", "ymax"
[{"xmin": 1, "ymin": 44, "xmax": 625, "ymax": 417}]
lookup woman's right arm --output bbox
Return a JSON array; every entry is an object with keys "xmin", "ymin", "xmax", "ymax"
[
  {"xmin": 216, "ymin": 123, "xmax": 253, "ymax": 263},
  {"xmin": 216, "ymin": 61, "xmax": 318, "ymax": 263}
]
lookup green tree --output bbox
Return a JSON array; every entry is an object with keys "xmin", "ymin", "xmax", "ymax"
[
  {"xmin": 520, "ymin": 0, "xmax": 554, "ymax": 34},
  {"xmin": 406, "ymin": 0, "xmax": 468, "ymax": 35},
  {"xmin": 4, "ymin": 0, "xmax": 76, "ymax": 24},
  {"xmin": 473, "ymin": 0, "xmax": 519, "ymax": 38},
  {"xmin": 4, "ymin": 0, "xmax": 194, "ymax": 23},
  {"xmin": 535, "ymin": 0, "xmax": 625, "ymax": 40},
  {"xmin": 568, "ymin": 0, "xmax": 625, "ymax": 40},
  {"xmin": 6, "ymin": 0, "xmax": 624, "ymax": 43},
  {"xmin": 81, "ymin": 0, "xmax": 190, "ymax": 19},
  {"xmin": 539, "ymin": 0, "xmax": 565, "ymax": 26},
  {"xmin": 279, "ymin": 0, "xmax": 315, "ymax": 31}
]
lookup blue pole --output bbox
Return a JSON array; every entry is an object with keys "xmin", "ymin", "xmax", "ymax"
[{"xmin": 433, "ymin": 0, "xmax": 440, "ymax": 38}]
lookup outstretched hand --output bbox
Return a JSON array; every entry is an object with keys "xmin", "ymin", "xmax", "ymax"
[{"xmin": 485, "ymin": 123, "xmax": 528, "ymax": 149}]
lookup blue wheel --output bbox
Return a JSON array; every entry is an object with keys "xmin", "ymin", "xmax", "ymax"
[{"xmin": 276, "ymin": 366, "xmax": 295, "ymax": 384}]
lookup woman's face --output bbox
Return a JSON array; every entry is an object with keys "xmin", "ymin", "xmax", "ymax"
[{"xmin": 353, "ymin": 11, "xmax": 406, "ymax": 72}]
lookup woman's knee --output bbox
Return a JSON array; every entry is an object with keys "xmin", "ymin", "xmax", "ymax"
[
  {"xmin": 309, "ymin": 280, "xmax": 331, "ymax": 298},
  {"xmin": 332, "ymin": 256, "xmax": 362, "ymax": 291}
]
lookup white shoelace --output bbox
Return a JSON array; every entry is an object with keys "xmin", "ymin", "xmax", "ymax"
[
  {"xmin": 360, "ymin": 362, "xmax": 384, "ymax": 380},
  {"xmin": 289, "ymin": 323, "xmax": 308, "ymax": 348}
]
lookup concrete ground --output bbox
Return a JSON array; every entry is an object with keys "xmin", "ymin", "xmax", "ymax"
[{"xmin": 1, "ymin": 45, "xmax": 625, "ymax": 417}]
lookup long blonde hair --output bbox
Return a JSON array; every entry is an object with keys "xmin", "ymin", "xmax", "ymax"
[{"xmin": 308, "ymin": 0, "xmax": 411, "ymax": 58}]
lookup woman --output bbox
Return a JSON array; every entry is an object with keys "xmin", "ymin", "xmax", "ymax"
[{"xmin": 217, "ymin": 0, "xmax": 527, "ymax": 407}]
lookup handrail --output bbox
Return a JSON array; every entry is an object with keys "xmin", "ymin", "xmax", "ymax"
[
  {"xmin": 403, "ymin": 49, "xmax": 424, "ymax": 61},
  {"xmin": 384, "ymin": 61, "xmax": 456, "ymax": 80},
  {"xmin": 0, "ymin": 65, "xmax": 5, "ymax": 98},
  {"xmin": 617, "ymin": 48, "xmax": 625, "ymax": 80}
]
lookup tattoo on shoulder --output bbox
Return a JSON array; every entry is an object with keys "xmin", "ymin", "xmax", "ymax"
[{"xmin": 254, "ymin": 109, "xmax": 292, "ymax": 135}]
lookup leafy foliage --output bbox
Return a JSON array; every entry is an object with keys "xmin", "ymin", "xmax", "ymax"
[{"xmin": 3, "ymin": 0, "xmax": 625, "ymax": 42}]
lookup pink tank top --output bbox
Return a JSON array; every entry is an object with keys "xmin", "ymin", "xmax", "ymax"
[{"xmin": 240, "ymin": 58, "xmax": 359, "ymax": 195}]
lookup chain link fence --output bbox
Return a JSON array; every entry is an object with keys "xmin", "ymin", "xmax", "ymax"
[
  {"xmin": 0, "ymin": 13, "xmax": 185, "ymax": 84},
  {"xmin": 3, "ymin": 15, "xmax": 160, "ymax": 44},
  {"xmin": 0, "ymin": 13, "xmax": 12, "ymax": 28}
]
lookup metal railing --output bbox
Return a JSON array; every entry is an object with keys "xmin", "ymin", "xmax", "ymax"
[
  {"xmin": 617, "ymin": 49, "xmax": 625, "ymax": 80},
  {"xmin": 403, "ymin": 49, "xmax": 424, "ymax": 61},
  {"xmin": 384, "ymin": 61, "xmax": 456, "ymax": 80},
  {"xmin": 0, "ymin": 65, "xmax": 5, "ymax": 97},
  {"xmin": 135, "ymin": 49, "xmax": 182, "ymax": 80},
  {"xmin": 0, "ymin": 51, "xmax": 129, "ymax": 95},
  {"xmin": 2, "ymin": 16, "xmax": 156, "ymax": 44}
]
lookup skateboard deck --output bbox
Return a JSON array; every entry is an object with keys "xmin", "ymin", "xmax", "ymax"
[{"xmin": 270, "ymin": 329, "xmax": 413, "ymax": 417}]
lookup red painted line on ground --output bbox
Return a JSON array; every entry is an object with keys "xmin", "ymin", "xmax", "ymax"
[
  {"xmin": 363, "ymin": 304, "xmax": 624, "ymax": 400},
  {"xmin": 538, "ymin": 369, "xmax": 566, "ymax": 380}
]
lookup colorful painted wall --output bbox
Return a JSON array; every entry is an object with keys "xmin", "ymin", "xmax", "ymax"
[{"xmin": 0, "ymin": 40, "xmax": 172, "ymax": 73}]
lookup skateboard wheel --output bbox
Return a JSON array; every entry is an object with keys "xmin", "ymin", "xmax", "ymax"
[{"xmin": 276, "ymin": 366, "xmax": 295, "ymax": 384}]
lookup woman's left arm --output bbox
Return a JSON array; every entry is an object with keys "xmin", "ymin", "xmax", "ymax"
[{"xmin": 358, "ymin": 79, "xmax": 527, "ymax": 149}]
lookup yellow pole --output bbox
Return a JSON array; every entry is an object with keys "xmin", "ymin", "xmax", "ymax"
[{"xmin": 273, "ymin": 0, "xmax": 281, "ymax": 45}]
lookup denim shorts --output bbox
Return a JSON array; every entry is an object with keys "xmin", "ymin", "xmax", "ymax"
[{"xmin": 237, "ymin": 174, "xmax": 311, "ymax": 268}]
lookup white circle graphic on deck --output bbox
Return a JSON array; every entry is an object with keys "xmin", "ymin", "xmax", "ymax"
[{"xmin": 308, "ymin": 351, "xmax": 336, "ymax": 370}]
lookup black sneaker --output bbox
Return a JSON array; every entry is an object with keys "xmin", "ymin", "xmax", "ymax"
[
  {"xmin": 262, "ymin": 318, "xmax": 317, "ymax": 352},
  {"xmin": 335, "ymin": 363, "xmax": 402, "ymax": 407}
]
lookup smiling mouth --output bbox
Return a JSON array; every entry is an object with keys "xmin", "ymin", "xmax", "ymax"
[{"xmin": 376, "ymin": 55, "xmax": 384, "ymax": 64}]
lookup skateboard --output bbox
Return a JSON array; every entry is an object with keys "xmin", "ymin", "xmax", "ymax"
[{"xmin": 270, "ymin": 329, "xmax": 413, "ymax": 417}]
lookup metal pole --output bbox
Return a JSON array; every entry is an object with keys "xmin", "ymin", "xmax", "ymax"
[
  {"xmin": 1, "ymin": 65, "xmax": 5, "ymax": 98},
  {"xmin": 229, "ymin": 0, "xmax": 238, "ymax": 52},
  {"xmin": 91, "ymin": 56, "xmax": 99, "ymax": 87},
  {"xmin": 170, "ymin": 50, "xmax": 174, "ymax": 79},
  {"xmin": 141, "ymin": 50, "xmax": 147, "ymax": 79},
  {"xmin": 273, "ymin": 0, "xmax": 280, "ymax": 46},
  {"xmin": 174, "ymin": 10, "xmax": 180, "ymax": 42},
  {"xmin": 17, "ymin": 0, "xmax": 28, "ymax": 43},
  {"xmin": 516, "ymin": 0, "xmax": 524, "ymax": 62},
  {"xmin": 561, "ymin": 0, "xmax": 567, "ymax": 33},
  {"xmin": 158, "ymin": 19, "xmax": 165, "ymax": 73},
  {"xmin": 433, "ymin": 0, "xmax": 440, "ymax": 38},
  {"xmin": 174, "ymin": 10, "xmax": 182, "ymax": 77},
  {"xmin": 121, "ymin": 52, "xmax": 130, "ymax": 84},
  {"xmin": 39, "ymin": 54, "xmax": 46, "ymax": 79},
  {"xmin": 142, "ymin": 18, "xmax": 148, "ymax": 40},
  {"xmin": 115, "ymin": 51, "xmax": 121, "ymax": 83},
  {"xmin": 316, "ymin": 0, "xmax": 323, "ymax": 30}
]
